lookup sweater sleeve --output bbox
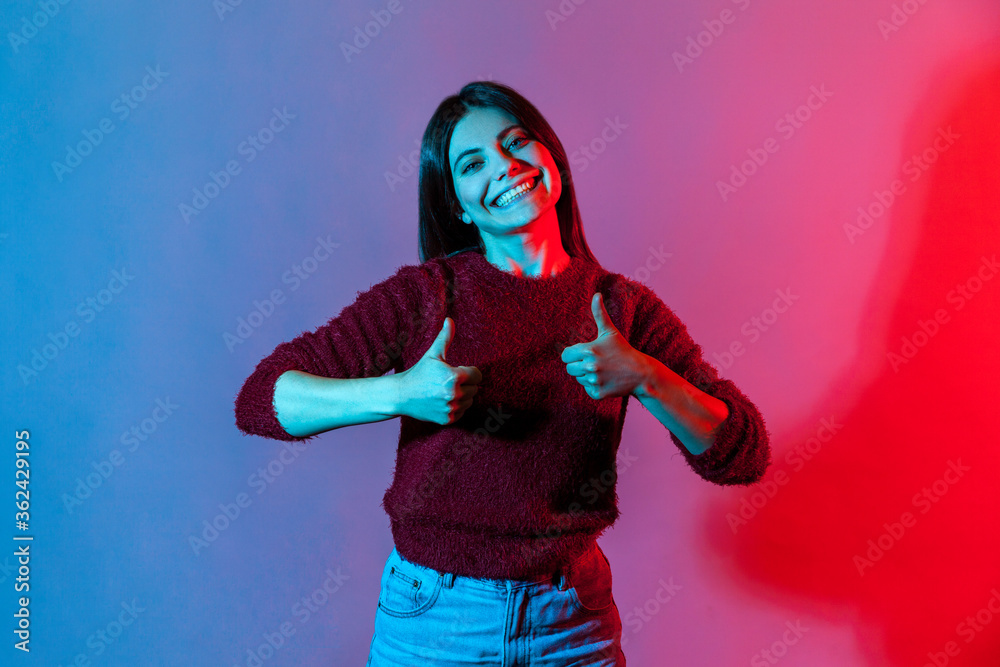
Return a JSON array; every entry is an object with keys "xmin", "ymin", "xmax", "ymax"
[
  {"xmin": 233, "ymin": 262, "xmax": 443, "ymax": 442},
  {"xmin": 621, "ymin": 279, "xmax": 771, "ymax": 486}
]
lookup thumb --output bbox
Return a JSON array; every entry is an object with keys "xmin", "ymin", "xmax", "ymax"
[
  {"xmin": 591, "ymin": 293, "xmax": 614, "ymax": 336},
  {"xmin": 426, "ymin": 317, "xmax": 453, "ymax": 361}
]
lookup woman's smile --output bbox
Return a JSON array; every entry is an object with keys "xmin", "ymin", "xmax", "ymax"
[{"xmin": 491, "ymin": 174, "xmax": 541, "ymax": 208}]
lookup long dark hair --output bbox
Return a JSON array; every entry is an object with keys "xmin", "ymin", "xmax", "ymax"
[{"xmin": 417, "ymin": 81, "xmax": 597, "ymax": 264}]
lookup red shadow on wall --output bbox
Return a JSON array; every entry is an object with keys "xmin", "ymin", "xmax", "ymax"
[{"xmin": 701, "ymin": 56, "xmax": 1000, "ymax": 666}]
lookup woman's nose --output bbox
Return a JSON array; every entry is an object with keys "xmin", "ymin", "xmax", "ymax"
[{"xmin": 495, "ymin": 155, "xmax": 522, "ymax": 182}]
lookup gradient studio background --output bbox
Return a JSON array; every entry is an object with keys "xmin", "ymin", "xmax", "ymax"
[{"xmin": 4, "ymin": 0, "xmax": 1000, "ymax": 664}]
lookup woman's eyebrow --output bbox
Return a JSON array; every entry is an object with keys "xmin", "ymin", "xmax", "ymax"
[{"xmin": 452, "ymin": 124, "xmax": 522, "ymax": 170}]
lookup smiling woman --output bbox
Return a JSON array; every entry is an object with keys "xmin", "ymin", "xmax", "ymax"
[
  {"xmin": 234, "ymin": 80, "xmax": 770, "ymax": 667},
  {"xmin": 447, "ymin": 105, "xmax": 569, "ymax": 276},
  {"xmin": 415, "ymin": 81, "xmax": 597, "ymax": 275}
]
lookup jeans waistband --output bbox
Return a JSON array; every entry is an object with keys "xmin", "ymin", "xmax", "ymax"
[{"xmin": 392, "ymin": 539, "xmax": 598, "ymax": 592}]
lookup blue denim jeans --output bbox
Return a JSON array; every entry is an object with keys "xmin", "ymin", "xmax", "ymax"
[{"xmin": 366, "ymin": 541, "xmax": 626, "ymax": 666}]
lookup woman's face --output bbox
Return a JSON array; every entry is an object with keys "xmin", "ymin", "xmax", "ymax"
[{"xmin": 448, "ymin": 106, "xmax": 562, "ymax": 237}]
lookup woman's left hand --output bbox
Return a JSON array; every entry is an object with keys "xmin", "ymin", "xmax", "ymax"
[{"xmin": 561, "ymin": 293, "xmax": 650, "ymax": 400}]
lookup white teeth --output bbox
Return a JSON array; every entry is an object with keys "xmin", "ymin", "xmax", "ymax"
[{"xmin": 495, "ymin": 177, "xmax": 537, "ymax": 207}]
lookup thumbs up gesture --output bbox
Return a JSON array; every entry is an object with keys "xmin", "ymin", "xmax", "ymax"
[
  {"xmin": 397, "ymin": 317, "xmax": 483, "ymax": 425},
  {"xmin": 561, "ymin": 293, "xmax": 648, "ymax": 400}
]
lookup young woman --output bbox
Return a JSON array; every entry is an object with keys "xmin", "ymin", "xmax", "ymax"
[{"xmin": 235, "ymin": 81, "xmax": 771, "ymax": 666}]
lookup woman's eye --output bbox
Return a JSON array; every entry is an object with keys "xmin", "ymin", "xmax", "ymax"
[{"xmin": 460, "ymin": 137, "xmax": 528, "ymax": 175}]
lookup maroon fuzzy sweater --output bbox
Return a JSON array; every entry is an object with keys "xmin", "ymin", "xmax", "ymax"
[{"xmin": 234, "ymin": 249, "xmax": 770, "ymax": 579}]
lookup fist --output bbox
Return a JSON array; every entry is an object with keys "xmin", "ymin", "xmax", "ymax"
[
  {"xmin": 398, "ymin": 317, "xmax": 483, "ymax": 425},
  {"xmin": 561, "ymin": 293, "xmax": 647, "ymax": 400}
]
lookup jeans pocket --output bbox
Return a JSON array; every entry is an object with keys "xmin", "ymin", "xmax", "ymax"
[
  {"xmin": 378, "ymin": 557, "xmax": 442, "ymax": 618},
  {"xmin": 567, "ymin": 544, "xmax": 615, "ymax": 614}
]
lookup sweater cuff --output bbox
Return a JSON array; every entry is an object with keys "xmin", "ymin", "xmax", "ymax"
[
  {"xmin": 671, "ymin": 383, "xmax": 770, "ymax": 485},
  {"xmin": 234, "ymin": 358, "xmax": 318, "ymax": 442}
]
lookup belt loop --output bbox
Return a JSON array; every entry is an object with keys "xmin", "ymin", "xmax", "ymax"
[
  {"xmin": 442, "ymin": 572, "xmax": 455, "ymax": 588},
  {"xmin": 557, "ymin": 562, "xmax": 570, "ymax": 591}
]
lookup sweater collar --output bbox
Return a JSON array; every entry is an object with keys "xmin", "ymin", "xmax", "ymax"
[{"xmin": 463, "ymin": 249, "xmax": 589, "ymax": 285}]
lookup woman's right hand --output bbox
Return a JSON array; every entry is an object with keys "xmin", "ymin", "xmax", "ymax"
[{"xmin": 395, "ymin": 317, "xmax": 482, "ymax": 425}]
